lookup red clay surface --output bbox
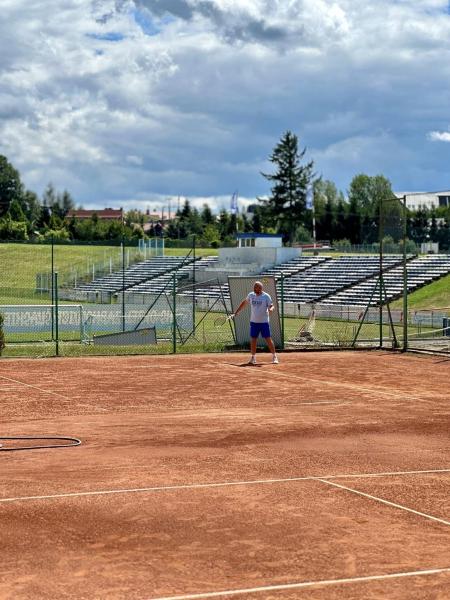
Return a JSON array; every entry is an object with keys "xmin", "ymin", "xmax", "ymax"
[{"xmin": 0, "ymin": 350, "xmax": 449, "ymax": 599}]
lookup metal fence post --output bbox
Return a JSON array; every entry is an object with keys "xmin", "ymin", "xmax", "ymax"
[
  {"xmin": 79, "ymin": 305, "xmax": 83, "ymax": 342},
  {"xmin": 51, "ymin": 236, "xmax": 55, "ymax": 340},
  {"xmin": 54, "ymin": 271, "xmax": 59, "ymax": 357},
  {"xmin": 173, "ymin": 272, "xmax": 177, "ymax": 354},
  {"xmin": 402, "ymin": 195, "xmax": 408, "ymax": 352},
  {"xmin": 379, "ymin": 199, "xmax": 384, "ymax": 348},
  {"xmin": 122, "ymin": 237, "xmax": 126, "ymax": 332},
  {"xmin": 192, "ymin": 234, "xmax": 196, "ymax": 335},
  {"xmin": 280, "ymin": 273, "xmax": 285, "ymax": 350}
]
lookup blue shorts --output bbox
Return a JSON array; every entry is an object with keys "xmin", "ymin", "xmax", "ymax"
[{"xmin": 250, "ymin": 321, "xmax": 271, "ymax": 339}]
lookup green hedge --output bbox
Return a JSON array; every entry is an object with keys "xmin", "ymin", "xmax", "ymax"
[{"xmin": 0, "ymin": 312, "xmax": 5, "ymax": 356}]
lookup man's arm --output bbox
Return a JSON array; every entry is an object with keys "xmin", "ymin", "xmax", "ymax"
[{"xmin": 233, "ymin": 297, "xmax": 249, "ymax": 317}]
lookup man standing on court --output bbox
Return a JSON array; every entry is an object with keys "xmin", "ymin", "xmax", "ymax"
[{"xmin": 232, "ymin": 280, "xmax": 279, "ymax": 365}]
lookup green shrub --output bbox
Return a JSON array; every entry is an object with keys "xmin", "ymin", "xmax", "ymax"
[{"xmin": 0, "ymin": 313, "xmax": 5, "ymax": 356}]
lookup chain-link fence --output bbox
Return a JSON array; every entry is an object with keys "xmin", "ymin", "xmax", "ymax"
[{"xmin": 1, "ymin": 220, "xmax": 449, "ymax": 358}]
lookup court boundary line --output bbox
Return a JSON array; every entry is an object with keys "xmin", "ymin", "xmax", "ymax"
[
  {"xmin": 0, "ymin": 374, "xmax": 72, "ymax": 401},
  {"xmin": 132, "ymin": 401, "xmax": 347, "ymax": 412},
  {"xmin": 1, "ymin": 468, "xmax": 449, "ymax": 504},
  {"xmin": 223, "ymin": 363, "xmax": 436, "ymax": 403},
  {"xmin": 147, "ymin": 567, "xmax": 450, "ymax": 600},
  {"xmin": 317, "ymin": 479, "xmax": 450, "ymax": 526}
]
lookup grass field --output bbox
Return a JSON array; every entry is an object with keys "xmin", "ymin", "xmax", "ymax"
[
  {"xmin": 0, "ymin": 243, "xmax": 217, "ymax": 305},
  {"xmin": 1, "ymin": 243, "xmax": 447, "ymax": 309},
  {"xmin": 391, "ymin": 273, "xmax": 450, "ymax": 310}
]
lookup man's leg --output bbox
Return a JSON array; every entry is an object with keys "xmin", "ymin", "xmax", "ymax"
[
  {"xmin": 249, "ymin": 322, "xmax": 260, "ymax": 363},
  {"xmin": 250, "ymin": 337, "xmax": 258, "ymax": 363},
  {"xmin": 264, "ymin": 337, "xmax": 279, "ymax": 363}
]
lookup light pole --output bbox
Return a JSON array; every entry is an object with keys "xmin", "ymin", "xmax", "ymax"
[
  {"xmin": 312, "ymin": 191, "xmax": 317, "ymax": 249},
  {"xmin": 307, "ymin": 185, "xmax": 316, "ymax": 249}
]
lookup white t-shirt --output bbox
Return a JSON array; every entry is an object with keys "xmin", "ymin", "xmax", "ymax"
[{"xmin": 246, "ymin": 291, "xmax": 273, "ymax": 323}]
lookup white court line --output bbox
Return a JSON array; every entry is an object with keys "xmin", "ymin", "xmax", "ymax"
[
  {"xmin": 1, "ymin": 468, "xmax": 449, "ymax": 504},
  {"xmin": 0, "ymin": 476, "xmax": 313, "ymax": 504},
  {"xmin": 147, "ymin": 567, "xmax": 450, "ymax": 600},
  {"xmin": 137, "ymin": 401, "xmax": 345, "ymax": 412},
  {"xmin": 283, "ymin": 401, "xmax": 344, "ymax": 406},
  {"xmin": 226, "ymin": 364, "xmax": 429, "ymax": 403},
  {"xmin": 0, "ymin": 374, "xmax": 72, "ymax": 401},
  {"xmin": 326, "ymin": 468, "xmax": 450, "ymax": 480},
  {"xmin": 318, "ymin": 479, "xmax": 450, "ymax": 527}
]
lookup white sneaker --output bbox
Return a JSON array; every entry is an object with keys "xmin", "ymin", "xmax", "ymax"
[
  {"xmin": 249, "ymin": 356, "xmax": 257, "ymax": 365},
  {"xmin": 272, "ymin": 355, "xmax": 279, "ymax": 364}
]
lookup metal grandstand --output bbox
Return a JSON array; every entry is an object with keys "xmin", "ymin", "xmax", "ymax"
[{"xmin": 184, "ymin": 254, "xmax": 449, "ymax": 306}]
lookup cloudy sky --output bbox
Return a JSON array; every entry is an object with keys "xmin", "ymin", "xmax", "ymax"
[{"xmin": 1, "ymin": 0, "xmax": 450, "ymax": 213}]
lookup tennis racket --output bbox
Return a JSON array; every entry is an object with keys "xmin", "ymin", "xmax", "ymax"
[{"xmin": 214, "ymin": 314, "xmax": 234, "ymax": 327}]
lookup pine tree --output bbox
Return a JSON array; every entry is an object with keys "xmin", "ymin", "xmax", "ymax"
[
  {"xmin": 8, "ymin": 199, "xmax": 26, "ymax": 222},
  {"xmin": 321, "ymin": 196, "xmax": 335, "ymax": 242},
  {"xmin": 61, "ymin": 190, "xmax": 75, "ymax": 217},
  {"xmin": 429, "ymin": 210, "xmax": 438, "ymax": 242},
  {"xmin": 21, "ymin": 190, "xmax": 42, "ymax": 225},
  {"xmin": 200, "ymin": 204, "xmax": 214, "ymax": 226},
  {"xmin": 260, "ymin": 131, "xmax": 314, "ymax": 244},
  {"xmin": 345, "ymin": 195, "xmax": 362, "ymax": 244},
  {"xmin": 334, "ymin": 197, "xmax": 347, "ymax": 241},
  {"xmin": 252, "ymin": 209, "xmax": 262, "ymax": 233},
  {"xmin": 0, "ymin": 155, "xmax": 23, "ymax": 216},
  {"xmin": 411, "ymin": 208, "xmax": 429, "ymax": 244}
]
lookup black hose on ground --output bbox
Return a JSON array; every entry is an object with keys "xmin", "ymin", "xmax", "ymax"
[{"xmin": 0, "ymin": 437, "xmax": 81, "ymax": 451}]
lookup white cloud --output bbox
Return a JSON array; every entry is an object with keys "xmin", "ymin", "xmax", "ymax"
[
  {"xmin": 1, "ymin": 0, "xmax": 450, "ymax": 209},
  {"xmin": 428, "ymin": 130, "xmax": 450, "ymax": 142}
]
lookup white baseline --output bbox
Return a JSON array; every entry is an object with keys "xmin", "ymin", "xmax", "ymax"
[
  {"xmin": 1, "ymin": 468, "xmax": 449, "ymax": 505},
  {"xmin": 148, "ymin": 567, "xmax": 450, "ymax": 600}
]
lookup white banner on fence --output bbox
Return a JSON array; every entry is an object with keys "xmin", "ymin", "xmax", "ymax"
[{"xmin": 2, "ymin": 298, "xmax": 193, "ymax": 336}]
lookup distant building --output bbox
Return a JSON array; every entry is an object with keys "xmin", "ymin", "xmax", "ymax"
[
  {"xmin": 66, "ymin": 208, "xmax": 123, "ymax": 221},
  {"xmin": 236, "ymin": 233, "xmax": 283, "ymax": 248},
  {"xmin": 395, "ymin": 191, "xmax": 450, "ymax": 211},
  {"xmin": 196, "ymin": 233, "xmax": 301, "ymax": 283},
  {"xmin": 146, "ymin": 211, "xmax": 166, "ymax": 222}
]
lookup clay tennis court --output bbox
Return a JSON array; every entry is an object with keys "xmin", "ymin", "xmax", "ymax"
[{"xmin": 1, "ymin": 350, "xmax": 449, "ymax": 599}]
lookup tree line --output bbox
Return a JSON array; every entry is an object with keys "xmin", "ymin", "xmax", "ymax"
[
  {"xmin": 255, "ymin": 132, "xmax": 450, "ymax": 250},
  {"xmin": 1, "ymin": 140, "xmax": 450, "ymax": 250}
]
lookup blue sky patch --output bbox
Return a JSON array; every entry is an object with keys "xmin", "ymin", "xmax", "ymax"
[
  {"xmin": 133, "ymin": 8, "xmax": 160, "ymax": 36},
  {"xmin": 87, "ymin": 32, "xmax": 125, "ymax": 42}
]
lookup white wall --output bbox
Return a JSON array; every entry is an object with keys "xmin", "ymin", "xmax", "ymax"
[
  {"xmin": 238, "ymin": 237, "xmax": 282, "ymax": 248},
  {"xmin": 256, "ymin": 237, "xmax": 281, "ymax": 248},
  {"xmin": 397, "ymin": 191, "xmax": 450, "ymax": 211},
  {"xmin": 196, "ymin": 247, "xmax": 302, "ymax": 283}
]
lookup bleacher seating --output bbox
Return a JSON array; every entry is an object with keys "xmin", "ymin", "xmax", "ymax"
[
  {"xmin": 65, "ymin": 251, "xmax": 450, "ymax": 308},
  {"xmin": 183, "ymin": 254, "xmax": 450, "ymax": 308},
  {"xmin": 126, "ymin": 256, "xmax": 220, "ymax": 296},
  {"xmin": 325, "ymin": 254, "xmax": 450, "ymax": 306},
  {"xmin": 280, "ymin": 255, "xmax": 404, "ymax": 304},
  {"xmin": 70, "ymin": 256, "xmax": 196, "ymax": 296},
  {"xmin": 179, "ymin": 256, "xmax": 330, "ymax": 302}
]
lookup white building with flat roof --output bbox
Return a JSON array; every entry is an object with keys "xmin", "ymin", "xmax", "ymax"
[
  {"xmin": 196, "ymin": 233, "xmax": 301, "ymax": 283},
  {"xmin": 236, "ymin": 233, "xmax": 282, "ymax": 248},
  {"xmin": 395, "ymin": 191, "xmax": 450, "ymax": 211}
]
